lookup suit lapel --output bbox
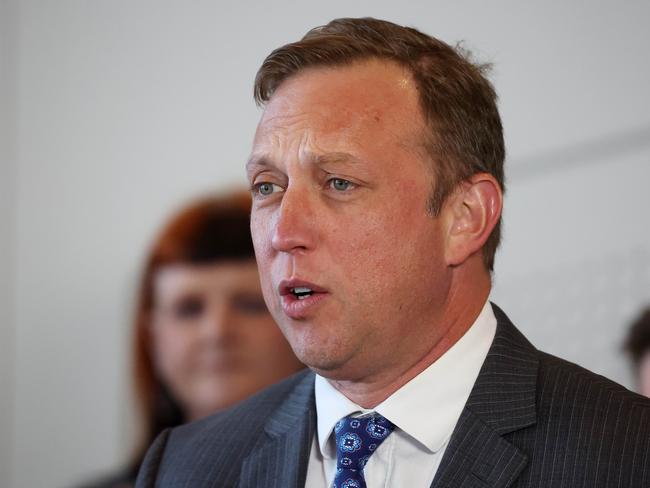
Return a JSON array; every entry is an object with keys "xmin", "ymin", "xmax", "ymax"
[
  {"xmin": 239, "ymin": 304, "xmax": 537, "ymax": 487},
  {"xmin": 239, "ymin": 372, "xmax": 316, "ymax": 488},
  {"xmin": 430, "ymin": 408, "xmax": 529, "ymax": 487},
  {"xmin": 431, "ymin": 304, "xmax": 538, "ymax": 487}
]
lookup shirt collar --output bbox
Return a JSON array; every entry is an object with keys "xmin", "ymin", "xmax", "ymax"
[{"xmin": 315, "ymin": 300, "xmax": 496, "ymax": 458}]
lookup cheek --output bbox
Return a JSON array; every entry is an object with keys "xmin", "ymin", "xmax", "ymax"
[
  {"xmin": 151, "ymin": 326, "xmax": 195, "ymax": 379},
  {"xmin": 335, "ymin": 210, "xmax": 442, "ymax": 306},
  {"xmin": 332, "ymin": 209, "xmax": 407, "ymax": 274},
  {"xmin": 251, "ymin": 215, "xmax": 275, "ymax": 291},
  {"xmin": 251, "ymin": 210, "xmax": 274, "ymax": 256}
]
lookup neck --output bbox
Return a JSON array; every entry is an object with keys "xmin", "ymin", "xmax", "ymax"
[{"xmin": 328, "ymin": 267, "xmax": 491, "ymax": 408}]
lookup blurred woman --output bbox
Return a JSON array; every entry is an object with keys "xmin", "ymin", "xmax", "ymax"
[{"xmin": 84, "ymin": 191, "xmax": 303, "ymax": 487}]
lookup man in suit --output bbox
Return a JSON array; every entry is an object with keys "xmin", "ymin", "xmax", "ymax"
[{"xmin": 136, "ymin": 17, "xmax": 650, "ymax": 487}]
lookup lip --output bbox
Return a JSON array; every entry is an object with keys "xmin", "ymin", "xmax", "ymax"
[
  {"xmin": 278, "ymin": 278, "xmax": 329, "ymax": 319},
  {"xmin": 196, "ymin": 356, "xmax": 243, "ymax": 374}
]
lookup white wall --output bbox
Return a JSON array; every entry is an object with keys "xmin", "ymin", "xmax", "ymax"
[
  {"xmin": 1, "ymin": 1, "xmax": 17, "ymax": 487},
  {"xmin": 8, "ymin": 1, "xmax": 650, "ymax": 487},
  {"xmin": 493, "ymin": 146, "xmax": 650, "ymax": 387}
]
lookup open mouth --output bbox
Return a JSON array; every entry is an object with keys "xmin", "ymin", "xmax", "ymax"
[
  {"xmin": 278, "ymin": 279, "xmax": 328, "ymax": 318},
  {"xmin": 279, "ymin": 279, "xmax": 326, "ymax": 298},
  {"xmin": 291, "ymin": 286, "xmax": 314, "ymax": 300}
]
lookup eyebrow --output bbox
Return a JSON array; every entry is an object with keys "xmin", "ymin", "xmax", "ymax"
[
  {"xmin": 246, "ymin": 151, "xmax": 361, "ymax": 172},
  {"xmin": 246, "ymin": 155, "xmax": 273, "ymax": 173},
  {"xmin": 309, "ymin": 152, "xmax": 362, "ymax": 167}
]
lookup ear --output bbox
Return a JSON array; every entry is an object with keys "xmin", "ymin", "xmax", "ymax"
[{"xmin": 444, "ymin": 173, "xmax": 502, "ymax": 267}]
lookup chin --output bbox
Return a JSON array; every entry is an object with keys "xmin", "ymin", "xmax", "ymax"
[
  {"xmin": 293, "ymin": 347, "xmax": 350, "ymax": 378},
  {"xmin": 284, "ymin": 322, "xmax": 353, "ymax": 366}
]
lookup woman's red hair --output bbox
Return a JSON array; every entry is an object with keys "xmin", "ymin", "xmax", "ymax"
[{"xmin": 130, "ymin": 191, "xmax": 253, "ymax": 473}]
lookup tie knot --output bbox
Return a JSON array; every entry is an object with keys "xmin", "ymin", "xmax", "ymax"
[{"xmin": 333, "ymin": 412, "xmax": 395, "ymax": 473}]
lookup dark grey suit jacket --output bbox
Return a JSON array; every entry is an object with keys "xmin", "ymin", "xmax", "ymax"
[{"xmin": 136, "ymin": 305, "xmax": 650, "ymax": 487}]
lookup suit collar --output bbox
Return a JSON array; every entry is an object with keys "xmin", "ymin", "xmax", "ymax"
[
  {"xmin": 431, "ymin": 303, "xmax": 538, "ymax": 487},
  {"xmin": 263, "ymin": 369, "xmax": 316, "ymax": 438},
  {"xmin": 240, "ymin": 370, "xmax": 316, "ymax": 488},
  {"xmin": 465, "ymin": 303, "xmax": 538, "ymax": 434},
  {"xmin": 239, "ymin": 304, "xmax": 539, "ymax": 488}
]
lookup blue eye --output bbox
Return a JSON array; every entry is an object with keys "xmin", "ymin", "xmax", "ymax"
[
  {"xmin": 330, "ymin": 178, "xmax": 353, "ymax": 191},
  {"xmin": 254, "ymin": 182, "xmax": 281, "ymax": 196}
]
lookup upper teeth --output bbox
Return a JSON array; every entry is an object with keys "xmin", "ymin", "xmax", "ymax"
[{"xmin": 292, "ymin": 287, "xmax": 312, "ymax": 294}]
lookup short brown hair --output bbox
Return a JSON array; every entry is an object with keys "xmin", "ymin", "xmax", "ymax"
[
  {"xmin": 254, "ymin": 17, "xmax": 505, "ymax": 270},
  {"xmin": 624, "ymin": 306, "xmax": 650, "ymax": 366}
]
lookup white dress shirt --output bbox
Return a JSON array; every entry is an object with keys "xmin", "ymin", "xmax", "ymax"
[{"xmin": 304, "ymin": 300, "xmax": 497, "ymax": 487}]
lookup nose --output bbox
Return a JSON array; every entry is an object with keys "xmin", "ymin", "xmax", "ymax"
[
  {"xmin": 271, "ymin": 186, "xmax": 316, "ymax": 254},
  {"xmin": 201, "ymin": 302, "xmax": 235, "ymax": 343}
]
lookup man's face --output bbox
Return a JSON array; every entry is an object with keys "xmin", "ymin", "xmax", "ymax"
[{"xmin": 247, "ymin": 59, "xmax": 453, "ymax": 382}]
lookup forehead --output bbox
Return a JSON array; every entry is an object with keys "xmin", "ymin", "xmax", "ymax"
[
  {"xmin": 154, "ymin": 261, "xmax": 261, "ymax": 297},
  {"xmin": 252, "ymin": 59, "xmax": 426, "ymax": 156}
]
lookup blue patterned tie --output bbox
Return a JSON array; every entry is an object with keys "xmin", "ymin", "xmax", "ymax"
[{"xmin": 332, "ymin": 412, "xmax": 395, "ymax": 488}]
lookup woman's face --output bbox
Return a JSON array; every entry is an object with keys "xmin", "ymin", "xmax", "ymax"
[{"xmin": 150, "ymin": 260, "xmax": 303, "ymax": 421}]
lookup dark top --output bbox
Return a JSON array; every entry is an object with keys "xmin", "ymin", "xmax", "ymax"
[{"xmin": 135, "ymin": 304, "xmax": 650, "ymax": 487}]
